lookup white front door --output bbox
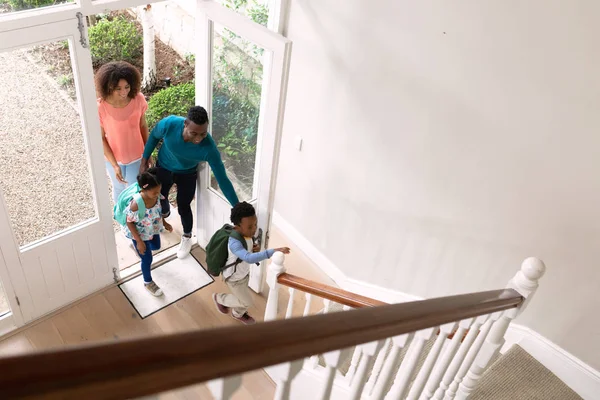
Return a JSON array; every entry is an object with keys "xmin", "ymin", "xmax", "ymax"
[
  {"xmin": 0, "ymin": 18, "xmax": 117, "ymax": 324},
  {"xmin": 195, "ymin": 1, "xmax": 291, "ymax": 293}
]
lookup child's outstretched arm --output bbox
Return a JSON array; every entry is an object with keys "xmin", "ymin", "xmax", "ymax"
[{"xmin": 229, "ymin": 238, "xmax": 291, "ymax": 263}]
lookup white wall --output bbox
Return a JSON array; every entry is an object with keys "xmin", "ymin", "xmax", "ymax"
[
  {"xmin": 132, "ymin": 1, "xmax": 196, "ymax": 59},
  {"xmin": 274, "ymin": 0, "xmax": 600, "ymax": 371}
]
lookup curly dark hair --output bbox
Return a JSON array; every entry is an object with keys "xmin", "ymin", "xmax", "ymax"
[
  {"xmin": 230, "ymin": 202, "xmax": 255, "ymax": 226},
  {"xmin": 137, "ymin": 167, "xmax": 161, "ymax": 190},
  {"xmin": 187, "ymin": 106, "xmax": 209, "ymax": 126},
  {"xmin": 95, "ymin": 61, "xmax": 141, "ymax": 100}
]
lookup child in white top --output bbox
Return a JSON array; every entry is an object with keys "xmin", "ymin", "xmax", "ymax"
[{"xmin": 125, "ymin": 168, "xmax": 173, "ymax": 296}]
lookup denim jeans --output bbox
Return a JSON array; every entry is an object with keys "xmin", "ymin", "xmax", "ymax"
[
  {"xmin": 106, "ymin": 158, "xmax": 142, "ymax": 203},
  {"xmin": 132, "ymin": 235, "xmax": 161, "ymax": 283}
]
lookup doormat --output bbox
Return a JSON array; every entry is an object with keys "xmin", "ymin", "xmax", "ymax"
[{"xmin": 119, "ymin": 255, "xmax": 214, "ymax": 319}]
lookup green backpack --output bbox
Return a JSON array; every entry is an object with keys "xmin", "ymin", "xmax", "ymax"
[
  {"xmin": 113, "ymin": 183, "xmax": 146, "ymax": 226},
  {"xmin": 205, "ymin": 224, "xmax": 247, "ymax": 277}
]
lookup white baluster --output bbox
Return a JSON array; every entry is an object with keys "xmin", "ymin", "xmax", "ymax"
[
  {"xmin": 454, "ymin": 314, "xmax": 507, "ymax": 400},
  {"xmin": 310, "ymin": 299, "xmax": 333, "ymax": 368},
  {"xmin": 285, "ymin": 288, "xmax": 295, "ymax": 319},
  {"xmin": 432, "ymin": 315, "xmax": 488, "ymax": 400},
  {"xmin": 300, "ymin": 293, "xmax": 317, "ymax": 369},
  {"xmin": 207, "ymin": 375, "xmax": 242, "ymax": 400},
  {"xmin": 364, "ymin": 338, "xmax": 391, "ymax": 396},
  {"xmin": 406, "ymin": 323, "xmax": 456, "ymax": 400},
  {"xmin": 303, "ymin": 293, "xmax": 313, "ymax": 317},
  {"xmin": 345, "ymin": 346, "xmax": 362, "ymax": 386},
  {"xmin": 444, "ymin": 316, "xmax": 497, "ymax": 400},
  {"xmin": 273, "ymin": 359, "xmax": 304, "ymax": 400},
  {"xmin": 422, "ymin": 319, "xmax": 471, "ymax": 400},
  {"xmin": 455, "ymin": 258, "xmax": 546, "ymax": 399},
  {"xmin": 349, "ymin": 340, "xmax": 384, "ymax": 400},
  {"xmin": 386, "ymin": 327, "xmax": 435, "ymax": 400},
  {"xmin": 318, "ymin": 347, "xmax": 353, "ymax": 400},
  {"xmin": 342, "ymin": 305, "xmax": 363, "ymax": 386},
  {"xmin": 371, "ymin": 333, "xmax": 412, "ymax": 400},
  {"xmin": 264, "ymin": 252, "xmax": 286, "ymax": 321}
]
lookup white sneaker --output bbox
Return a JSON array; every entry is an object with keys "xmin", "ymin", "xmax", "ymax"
[{"xmin": 177, "ymin": 235, "xmax": 193, "ymax": 259}]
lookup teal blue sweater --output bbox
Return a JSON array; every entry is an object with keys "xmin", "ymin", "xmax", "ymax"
[{"xmin": 143, "ymin": 116, "xmax": 239, "ymax": 206}]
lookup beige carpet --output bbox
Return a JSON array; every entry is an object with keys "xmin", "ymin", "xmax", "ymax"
[{"xmin": 471, "ymin": 345, "xmax": 582, "ymax": 400}]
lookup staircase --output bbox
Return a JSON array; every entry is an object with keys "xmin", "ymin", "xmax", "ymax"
[{"xmin": 0, "ymin": 255, "xmax": 581, "ymax": 399}]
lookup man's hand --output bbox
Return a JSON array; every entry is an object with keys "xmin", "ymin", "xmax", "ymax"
[
  {"xmin": 274, "ymin": 247, "xmax": 291, "ymax": 254},
  {"xmin": 114, "ymin": 165, "xmax": 127, "ymax": 184},
  {"xmin": 139, "ymin": 158, "xmax": 150, "ymax": 175},
  {"xmin": 136, "ymin": 241, "xmax": 147, "ymax": 255},
  {"xmin": 164, "ymin": 221, "xmax": 173, "ymax": 233}
]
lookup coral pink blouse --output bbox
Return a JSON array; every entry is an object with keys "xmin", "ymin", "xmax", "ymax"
[{"xmin": 98, "ymin": 92, "xmax": 148, "ymax": 164}]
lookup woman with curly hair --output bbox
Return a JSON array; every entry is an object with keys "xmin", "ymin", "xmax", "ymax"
[{"xmin": 96, "ymin": 61, "xmax": 149, "ymax": 202}]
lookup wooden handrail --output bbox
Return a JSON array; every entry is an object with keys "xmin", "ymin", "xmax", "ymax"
[
  {"xmin": 277, "ymin": 272, "xmax": 387, "ymax": 308},
  {"xmin": 0, "ymin": 289, "xmax": 522, "ymax": 399},
  {"xmin": 277, "ymin": 272, "xmax": 470, "ymax": 340}
]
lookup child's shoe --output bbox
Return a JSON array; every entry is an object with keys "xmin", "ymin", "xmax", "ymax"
[
  {"xmin": 232, "ymin": 312, "xmax": 255, "ymax": 325},
  {"xmin": 144, "ymin": 281, "xmax": 163, "ymax": 297},
  {"xmin": 213, "ymin": 293, "xmax": 230, "ymax": 314}
]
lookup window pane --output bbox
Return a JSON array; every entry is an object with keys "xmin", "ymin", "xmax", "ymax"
[
  {"xmin": 0, "ymin": 42, "xmax": 96, "ymax": 248},
  {"xmin": 210, "ymin": 23, "xmax": 265, "ymax": 202},
  {"xmin": 0, "ymin": 0, "xmax": 74, "ymax": 15},
  {"xmin": 214, "ymin": 0, "xmax": 270, "ymax": 27}
]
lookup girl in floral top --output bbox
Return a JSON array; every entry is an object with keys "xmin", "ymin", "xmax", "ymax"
[{"xmin": 125, "ymin": 168, "xmax": 173, "ymax": 296}]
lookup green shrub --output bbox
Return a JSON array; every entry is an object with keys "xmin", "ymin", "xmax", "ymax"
[
  {"xmin": 146, "ymin": 83, "xmax": 196, "ymax": 131},
  {"xmin": 7, "ymin": 0, "xmax": 58, "ymax": 11},
  {"xmin": 88, "ymin": 16, "xmax": 142, "ymax": 67}
]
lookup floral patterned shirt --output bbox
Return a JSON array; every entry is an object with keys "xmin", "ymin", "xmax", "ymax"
[{"xmin": 123, "ymin": 195, "xmax": 165, "ymax": 241}]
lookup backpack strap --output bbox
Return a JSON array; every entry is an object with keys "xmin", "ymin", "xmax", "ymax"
[
  {"xmin": 132, "ymin": 192, "xmax": 146, "ymax": 221},
  {"xmin": 229, "ymin": 230, "xmax": 247, "ymax": 249},
  {"xmin": 225, "ymin": 230, "xmax": 247, "ymax": 276}
]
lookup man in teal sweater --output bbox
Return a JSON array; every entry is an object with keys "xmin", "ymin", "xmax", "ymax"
[{"xmin": 140, "ymin": 106, "xmax": 239, "ymax": 259}]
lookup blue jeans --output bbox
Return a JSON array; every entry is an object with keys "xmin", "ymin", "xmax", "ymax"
[
  {"xmin": 132, "ymin": 235, "xmax": 161, "ymax": 283},
  {"xmin": 106, "ymin": 159, "xmax": 142, "ymax": 203}
]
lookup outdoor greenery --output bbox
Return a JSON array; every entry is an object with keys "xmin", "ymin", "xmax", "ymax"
[
  {"xmin": 209, "ymin": 0, "xmax": 269, "ymax": 189},
  {"xmin": 146, "ymin": 83, "xmax": 195, "ymax": 163},
  {"xmin": 6, "ymin": 0, "xmax": 58, "ymax": 11},
  {"xmin": 5, "ymin": 0, "xmax": 270, "ymax": 196},
  {"xmin": 146, "ymin": 82, "xmax": 195, "ymax": 131},
  {"xmin": 88, "ymin": 16, "xmax": 142, "ymax": 67}
]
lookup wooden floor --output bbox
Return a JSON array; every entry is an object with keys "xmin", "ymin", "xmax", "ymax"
[{"xmin": 0, "ymin": 227, "xmax": 337, "ymax": 399}]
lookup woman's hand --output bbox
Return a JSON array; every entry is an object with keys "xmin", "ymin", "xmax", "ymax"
[
  {"xmin": 164, "ymin": 221, "xmax": 173, "ymax": 233},
  {"xmin": 114, "ymin": 165, "xmax": 127, "ymax": 184},
  {"xmin": 136, "ymin": 241, "xmax": 147, "ymax": 255},
  {"xmin": 252, "ymin": 243, "xmax": 260, "ymax": 253},
  {"xmin": 274, "ymin": 247, "xmax": 291, "ymax": 254}
]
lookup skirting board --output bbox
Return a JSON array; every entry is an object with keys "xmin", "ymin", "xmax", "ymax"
[{"xmin": 272, "ymin": 210, "xmax": 600, "ymax": 400}]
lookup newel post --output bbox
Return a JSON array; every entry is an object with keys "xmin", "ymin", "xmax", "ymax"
[
  {"xmin": 455, "ymin": 257, "xmax": 546, "ymax": 399},
  {"xmin": 264, "ymin": 252, "xmax": 286, "ymax": 321}
]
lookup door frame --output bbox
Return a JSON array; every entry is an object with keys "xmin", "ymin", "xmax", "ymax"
[
  {"xmin": 0, "ymin": 17, "xmax": 117, "ymax": 327},
  {"xmin": 0, "ymin": 0, "xmax": 290, "ymax": 331},
  {"xmin": 195, "ymin": 0, "xmax": 291, "ymax": 293}
]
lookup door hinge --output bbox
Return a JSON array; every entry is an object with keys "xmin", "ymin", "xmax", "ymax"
[
  {"xmin": 76, "ymin": 12, "xmax": 89, "ymax": 49},
  {"xmin": 112, "ymin": 267, "xmax": 119, "ymax": 283},
  {"xmin": 15, "ymin": 296, "xmax": 20, "ymax": 306},
  {"xmin": 264, "ymin": 230, "xmax": 270, "ymax": 249}
]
